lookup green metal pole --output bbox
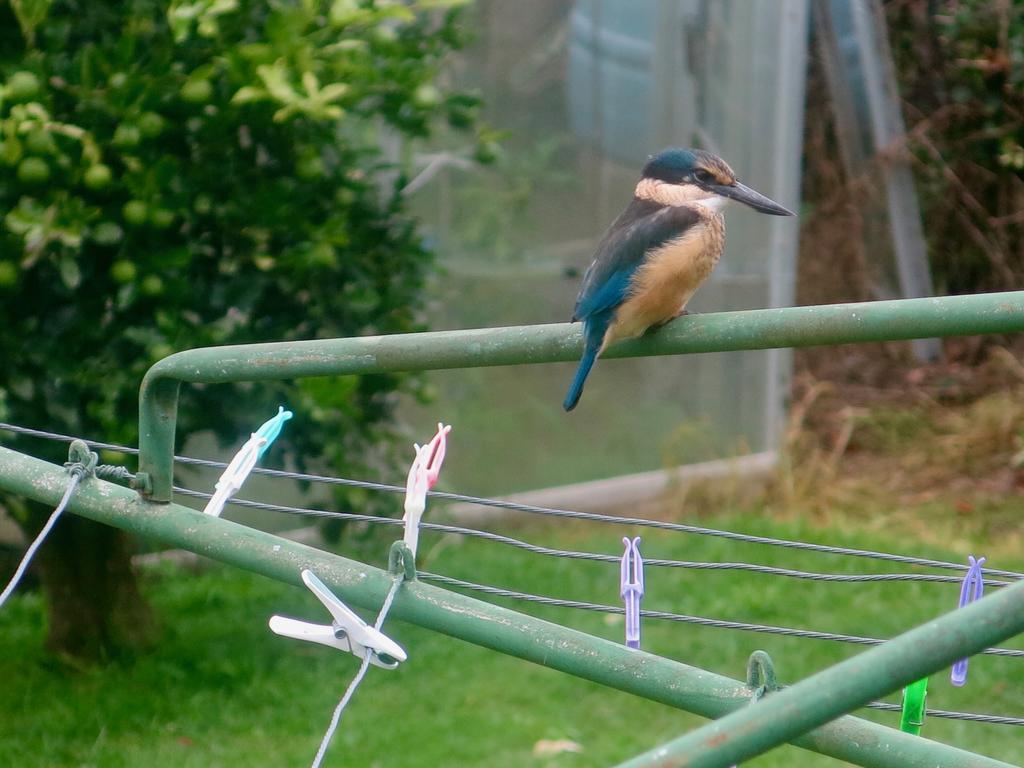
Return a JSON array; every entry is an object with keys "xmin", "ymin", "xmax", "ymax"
[
  {"xmin": 616, "ymin": 618, "xmax": 1022, "ymax": 765},
  {"xmin": 137, "ymin": 291, "xmax": 1024, "ymax": 500},
  {"xmin": 0, "ymin": 445, "xmax": 1017, "ymax": 768}
]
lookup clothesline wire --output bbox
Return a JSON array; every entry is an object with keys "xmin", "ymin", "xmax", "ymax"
[
  {"xmin": 6, "ymin": 421, "xmax": 1024, "ymax": 658},
  {"xmin": 3, "ymin": 421, "xmax": 1021, "ymax": 580},
  {"xmin": 170, "ymin": 487, "xmax": 1015, "ymax": 589},
  {"xmin": 4, "ymin": 422, "xmax": 1023, "ymax": 728},
  {"xmin": 418, "ymin": 572, "xmax": 1024, "ymax": 660},
  {"xmin": 862, "ymin": 701, "xmax": 1024, "ymax": 727}
]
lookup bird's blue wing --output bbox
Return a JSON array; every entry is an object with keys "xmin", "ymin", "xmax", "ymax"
[
  {"xmin": 572, "ymin": 200, "xmax": 703, "ymax": 321},
  {"xmin": 573, "ymin": 269, "xmax": 632, "ymax": 323},
  {"xmin": 565, "ymin": 199, "xmax": 703, "ymax": 411}
]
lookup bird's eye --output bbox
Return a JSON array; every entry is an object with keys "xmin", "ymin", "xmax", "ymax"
[{"xmin": 693, "ymin": 169, "xmax": 713, "ymax": 184}]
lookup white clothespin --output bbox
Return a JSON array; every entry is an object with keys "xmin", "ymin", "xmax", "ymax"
[
  {"xmin": 203, "ymin": 406, "xmax": 292, "ymax": 517},
  {"xmin": 269, "ymin": 569, "xmax": 407, "ymax": 669},
  {"xmin": 402, "ymin": 423, "xmax": 451, "ymax": 558}
]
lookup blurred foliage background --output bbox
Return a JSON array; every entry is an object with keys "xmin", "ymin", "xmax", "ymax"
[
  {"xmin": 888, "ymin": 0, "xmax": 1023, "ymax": 293},
  {"xmin": 0, "ymin": 0, "xmax": 485, "ymax": 659},
  {"xmin": 801, "ymin": 0, "xmax": 1023, "ymax": 308},
  {"xmin": 0, "ymin": 0, "xmax": 1021, "ymax": 664},
  {"xmin": 1, "ymin": 2, "xmax": 1024, "ymax": 765}
]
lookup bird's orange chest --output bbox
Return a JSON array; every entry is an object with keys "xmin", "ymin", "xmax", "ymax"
[{"xmin": 606, "ymin": 211, "xmax": 724, "ymax": 345}]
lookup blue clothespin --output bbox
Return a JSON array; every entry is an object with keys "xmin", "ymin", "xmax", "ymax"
[
  {"xmin": 254, "ymin": 406, "xmax": 293, "ymax": 460},
  {"xmin": 951, "ymin": 555, "xmax": 986, "ymax": 686},
  {"xmin": 203, "ymin": 406, "xmax": 293, "ymax": 517},
  {"xmin": 620, "ymin": 536, "xmax": 644, "ymax": 649}
]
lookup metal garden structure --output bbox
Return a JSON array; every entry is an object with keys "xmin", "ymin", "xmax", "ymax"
[{"xmin": 3, "ymin": 291, "xmax": 1024, "ymax": 767}]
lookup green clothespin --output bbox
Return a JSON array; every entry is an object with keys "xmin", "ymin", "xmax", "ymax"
[{"xmin": 900, "ymin": 678, "xmax": 928, "ymax": 735}]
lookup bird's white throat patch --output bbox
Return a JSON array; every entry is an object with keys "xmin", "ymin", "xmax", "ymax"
[
  {"xmin": 634, "ymin": 178, "xmax": 727, "ymax": 213},
  {"xmin": 693, "ymin": 195, "xmax": 727, "ymax": 213}
]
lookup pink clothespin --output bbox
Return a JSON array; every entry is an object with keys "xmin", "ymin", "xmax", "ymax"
[{"xmin": 403, "ymin": 423, "xmax": 451, "ymax": 558}]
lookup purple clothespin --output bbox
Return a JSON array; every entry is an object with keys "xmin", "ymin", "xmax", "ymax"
[
  {"xmin": 951, "ymin": 555, "xmax": 986, "ymax": 687},
  {"xmin": 620, "ymin": 536, "xmax": 644, "ymax": 649}
]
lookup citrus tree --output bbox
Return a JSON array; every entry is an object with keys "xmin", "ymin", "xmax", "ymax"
[{"xmin": 0, "ymin": 0, "xmax": 483, "ymax": 660}]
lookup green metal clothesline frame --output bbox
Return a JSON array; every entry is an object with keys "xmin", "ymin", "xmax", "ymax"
[
  {"xmin": 3, "ymin": 290, "xmax": 1024, "ymax": 766},
  {"xmin": 137, "ymin": 291, "xmax": 1024, "ymax": 502},
  {"xmin": 1, "ymin": 445, "xmax": 1023, "ymax": 768}
]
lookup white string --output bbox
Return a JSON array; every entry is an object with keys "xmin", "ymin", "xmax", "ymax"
[
  {"xmin": 310, "ymin": 574, "xmax": 404, "ymax": 768},
  {"xmin": 0, "ymin": 470, "xmax": 82, "ymax": 609}
]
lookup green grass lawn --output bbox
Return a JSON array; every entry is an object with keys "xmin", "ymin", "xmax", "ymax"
[{"xmin": 3, "ymin": 511, "xmax": 1023, "ymax": 767}]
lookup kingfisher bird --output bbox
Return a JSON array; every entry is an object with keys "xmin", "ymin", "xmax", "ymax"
[{"xmin": 563, "ymin": 147, "xmax": 794, "ymax": 412}]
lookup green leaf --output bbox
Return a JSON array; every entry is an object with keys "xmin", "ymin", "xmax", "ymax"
[
  {"xmin": 9, "ymin": 374, "xmax": 34, "ymax": 401},
  {"xmin": 58, "ymin": 255, "xmax": 81, "ymax": 290},
  {"xmin": 4, "ymin": 197, "xmax": 46, "ymax": 237},
  {"xmin": 4, "ymin": 197, "xmax": 84, "ymax": 256},
  {"xmin": 256, "ymin": 63, "xmax": 298, "ymax": 103},
  {"xmin": 301, "ymin": 70, "xmax": 321, "ymax": 98},
  {"xmin": 168, "ymin": 0, "xmax": 239, "ymax": 42},
  {"xmin": 1, "ymin": 135, "xmax": 24, "ymax": 166},
  {"xmin": 318, "ymin": 83, "xmax": 349, "ymax": 103},
  {"xmin": 328, "ymin": 0, "xmax": 367, "ymax": 27},
  {"xmin": 10, "ymin": 0, "xmax": 54, "ymax": 47},
  {"xmin": 231, "ymin": 86, "xmax": 267, "ymax": 105},
  {"xmin": 414, "ymin": 0, "xmax": 471, "ymax": 8},
  {"xmin": 377, "ymin": 5, "xmax": 416, "ymax": 23}
]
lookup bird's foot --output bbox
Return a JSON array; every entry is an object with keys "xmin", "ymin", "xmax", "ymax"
[{"xmin": 646, "ymin": 310, "xmax": 698, "ymax": 335}]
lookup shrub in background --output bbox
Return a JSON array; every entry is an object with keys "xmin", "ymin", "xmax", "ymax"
[
  {"xmin": 887, "ymin": 0, "xmax": 1023, "ymax": 293},
  {"xmin": 0, "ymin": 0, "xmax": 481, "ymax": 660}
]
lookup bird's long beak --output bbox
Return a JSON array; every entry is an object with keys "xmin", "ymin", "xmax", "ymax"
[{"xmin": 715, "ymin": 181, "xmax": 795, "ymax": 216}]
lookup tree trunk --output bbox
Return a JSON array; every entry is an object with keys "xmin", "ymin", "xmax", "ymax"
[{"xmin": 32, "ymin": 507, "xmax": 155, "ymax": 662}]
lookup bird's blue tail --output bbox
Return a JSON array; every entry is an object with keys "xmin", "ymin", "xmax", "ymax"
[{"xmin": 563, "ymin": 342, "xmax": 599, "ymax": 412}]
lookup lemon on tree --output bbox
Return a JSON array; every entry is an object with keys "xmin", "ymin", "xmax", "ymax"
[
  {"xmin": 5, "ymin": 71, "xmax": 40, "ymax": 102},
  {"xmin": 17, "ymin": 156, "xmax": 50, "ymax": 183},
  {"xmin": 150, "ymin": 208, "xmax": 175, "ymax": 229},
  {"xmin": 91, "ymin": 222, "xmax": 123, "ymax": 246},
  {"xmin": 0, "ymin": 261, "xmax": 17, "ymax": 288},
  {"xmin": 181, "ymin": 78, "xmax": 212, "ymax": 104},
  {"xmin": 193, "ymin": 194, "xmax": 212, "ymax": 215},
  {"xmin": 109, "ymin": 260, "xmax": 136, "ymax": 283},
  {"xmin": 112, "ymin": 123, "xmax": 141, "ymax": 148},
  {"xmin": 83, "ymin": 163, "xmax": 112, "ymax": 190},
  {"xmin": 122, "ymin": 200, "xmax": 148, "ymax": 226},
  {"xmin": 140, "ymin": 275, "xmax": 164, "ymax": 296},
  {"xmin": 137, "ymin": 112, "xmax": 165, "ymax": 138},
  {"xmin": 25, "ymin": 129, "xmax": 57, "ymax": 155},
  {"xmin": 413, "ymin": 84, "xmax": 441, "ymax": 108}
]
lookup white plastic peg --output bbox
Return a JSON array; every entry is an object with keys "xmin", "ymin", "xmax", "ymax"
[
  {"xmin": 202, "ymin": 435, "xmax": 267, "ymax": 517},
  {"xmin": 202, "ymin": 406, "xmax": 292, "ymax": 517},
  {"xmin": 269, "ymin": 569, "xmax": 406, "ymax": 669}
]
